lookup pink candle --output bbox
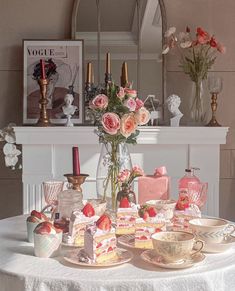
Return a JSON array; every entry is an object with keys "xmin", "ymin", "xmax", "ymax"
[
  {"xmin": 40, "ymin": 59, "xmax": 46, "ymax": 79},
  {"xmin": 72, "ymin": 147, "xmax": 80, "ymax": 176}
]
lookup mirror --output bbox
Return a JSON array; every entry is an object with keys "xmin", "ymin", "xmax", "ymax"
[{"xmin": 71, "ymin": 0, "xmax": 166, "ymax": 123}]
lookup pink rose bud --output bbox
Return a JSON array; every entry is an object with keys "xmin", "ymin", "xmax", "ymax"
[
  {"xmin": 124, "ymin": 98, "xmax": 136, "ymax": 112},
  {"xmin": 135, "ymin": 98, "xmax": 144, "ymax": 111},
  {"xmin": 117, "ymin": 87, "xmax": 125, "ymax": 99},
  {"xmin": 125, "ymin": 88, "xmax": 137, "ymax": 98}
]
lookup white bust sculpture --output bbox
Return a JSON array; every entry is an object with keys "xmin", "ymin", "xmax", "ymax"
[
  {"xmin": 62, "ymin": 94, "xmax": 77, "ymax": 127},
  {"xmin": 166, "ymin": 94, "xmax": 183, "ymax": 127}
]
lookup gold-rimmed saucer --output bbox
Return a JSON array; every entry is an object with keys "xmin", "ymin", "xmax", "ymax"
[
  {"xmin": 141, "ymin": 249, "xmax": 205, "ymax": 269},
  {"xmin": 64, "ymin": 248, "xmax": 133, "ymax": 268},
  {"xmin": 202, "ymin": 235, "xmax": 235, "ymax": 253}
]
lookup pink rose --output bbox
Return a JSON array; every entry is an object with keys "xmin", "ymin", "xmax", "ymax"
[
  {"xmin": 120, "ymin": 113, "xmax": 138, "ymax": 138},
  {"xmin": 135, "ymin": 98, "xmax": 144, "ymax": 111},
  {"xmin": 217, "ymin": 43, "xmax": 226, "ymax": 54},
  {"xmin": 135, "ymin": 107, "xmax": 150, "ymax": 125},
  {"xmin": 117, "ymin": 87, "xmax": 125, "ymax": 100},
  {"xmin": 102, "ymin": 112, "xmax": 120, "ymax": 135},
  {"xmin": 132, "ymin": 165, "xmax": 144, "ymax": 176},
  {"xmin": 124, "ymin": 98, "xmax": 136, "ymax": 111},
  {"xmin": 90, "ymin": 94, "xmax": 108, "ymax": 110},
  {"xmin": 117, "ymin": 169, "xmax": 130, "ymax": 183},
  {"xmin": 124, "ymin": 88, "xmax": 137, "ymax": 98}
]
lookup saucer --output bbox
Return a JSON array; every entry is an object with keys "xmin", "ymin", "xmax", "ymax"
[
  {"xmin": 141, "ymin": 249, "xmax": 205, "ymax": 269},
  {"xmin": 118, "ymin": 234, "xmax": 153, "ymax": 249},
  {"xmin": 64, "ymin": 248, "xmax": 133, "ymax": 268},
  {"xmin": 202, "ymin": 235, "xmax": 235, "ymax": 253}
]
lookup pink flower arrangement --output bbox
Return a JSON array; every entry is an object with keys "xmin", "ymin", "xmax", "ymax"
[
  {"xmin": 117, "ymin": 166, "xmax": 144, "ymax": 188},
  {"xmin": 89, "ymin": 83, "xmax": 150, "ymax": 144},
  {"xmin": 163, "ymin": 26, "xmax": 225, "ymax": 82}
]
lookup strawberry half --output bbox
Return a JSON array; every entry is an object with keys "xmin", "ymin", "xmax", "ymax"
[
  {"xmin": 147, "ymin": 206, "xmax": 157, "ymax": 217},
  {"xmin": 34, "ymin": 221, "xmax": 51, "ymax": 234},
  {"xmin": 176, "ymin": 196, "xmax": 189, "ymax": 210},
  {"xmin": 119, "ymin": 197, "xmax": 130, "ymax": 208},
  {"xmin": 96, "ymin": 214, "xmax": 111, "ymax": 231},
  {"xmin": 31, "ymin": 210, "xmax": 48, "ymax": 221},
  {"xmin": 82, "ymin": 203, "xmax": 95, "ymax": 217}
]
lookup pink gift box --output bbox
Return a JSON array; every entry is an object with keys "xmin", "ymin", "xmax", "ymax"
[{"xmin": 138, "ymin": 166, "xmax": 170, "ymax": 204}]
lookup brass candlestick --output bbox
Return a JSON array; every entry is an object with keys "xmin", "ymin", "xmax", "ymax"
[
  {"xmin": 206, "ymin": 92, "xmax": 221, "ymax": 127},
  {"xmin": 64, "ymin": 174, "xmax": 89, "ymax": 192},
  {"xmin": 36, "ymin": 78, "xmax": 51, "ymax": 127}
]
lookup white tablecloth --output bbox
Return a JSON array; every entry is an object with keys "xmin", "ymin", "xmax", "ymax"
[{"xmin": 0, "ymin": 215, "xmax": 235, "ymax": 291}]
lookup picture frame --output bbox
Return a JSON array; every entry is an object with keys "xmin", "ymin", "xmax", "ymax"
[{"xmin": 23, "ymin": 39, "xmax": 84, "ymax": 125}]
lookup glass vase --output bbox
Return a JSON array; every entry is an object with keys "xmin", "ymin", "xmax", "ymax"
[
  {"xmin": 96, "ymin": 142, "xmax": 132, "ymax": 211},
  {"xmin": 189, "ymin": 80, "xmax": 207, "ymax": 125}
]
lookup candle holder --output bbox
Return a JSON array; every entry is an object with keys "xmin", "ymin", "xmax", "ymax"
[
  {"xmin": 206, "ymin": 76, "xmax": 222, "ymax": 127},
  {"xmin": 36, "ymin": 78, "xmax": 51, "ymax": 127},
  {"xmin": 105, "ymin": 72, "xmax": 112, "ymax": 88},
  {"xmin": 64, "ymin": 174, "xmax": 89, "ymax": 192}
]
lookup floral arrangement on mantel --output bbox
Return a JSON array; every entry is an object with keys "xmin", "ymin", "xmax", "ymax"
[
  {"xmin": 162, "ymin": 26, "xmax": 225, "ymax": 123},
  {"xmin": 89, "ymin": 84, "xmax": 150, "ymax": 209}
]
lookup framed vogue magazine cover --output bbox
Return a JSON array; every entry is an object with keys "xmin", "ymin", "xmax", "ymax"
[{"xmin": 23, "ymin": 40, "xmax": 84, "ymax": 124}]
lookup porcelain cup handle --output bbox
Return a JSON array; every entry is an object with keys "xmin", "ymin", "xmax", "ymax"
[
  {"xmin": 191, "ymin": 240, "xmax": 204, "ymax": 257},
  {"xmin": 224, "ymin": 224, "xmax": 235, "ymax": 238}
]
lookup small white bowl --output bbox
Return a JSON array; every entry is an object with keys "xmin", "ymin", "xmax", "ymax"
[{"xmin": 146, "ymin": 199, "xmax": 176, "ymax": 220}]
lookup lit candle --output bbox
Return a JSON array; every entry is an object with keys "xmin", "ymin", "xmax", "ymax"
[
  {"xmin": 72, "ymin": 146, "xmax": 80, "ymax": 176},
  {"xmin": 40, "ymin": 59, "xmax": 46, "ymax": 80},
  {"xmin": 106, "ymin": 52, "xmax": 111, "ymax": 74},
  {"xmin": 86, "ymin": 62, "xmax": 92, "ymax": 83}
]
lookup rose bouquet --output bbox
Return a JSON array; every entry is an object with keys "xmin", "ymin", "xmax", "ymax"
[
  {"xmin": 163, "ymin": 26, "xmax": 225, "ymax": 123},
  {"xmin": 89, "ymin": 84, "xmax": 150, "ymax": 209},
  {"xmin": 117, "ymin": 166, "xmax": 144, "ymax": 189}
]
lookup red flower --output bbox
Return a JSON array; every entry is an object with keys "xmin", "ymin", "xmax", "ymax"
[
  {"xmin": 209, "ymin": 36, "xmax": 217, "ymax": 48},
  {"xmin": 196, "ymin": 27, "xmax": 210, "ymax": 44}
]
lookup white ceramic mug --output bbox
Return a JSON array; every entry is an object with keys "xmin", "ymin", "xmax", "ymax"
[
  {"xmin": 152, "ymin": 231, "xmax": 204, "ymax": 263},
  {"xmin": 189, "ymin": 218, "xmax": 235, "ymax": 244}
]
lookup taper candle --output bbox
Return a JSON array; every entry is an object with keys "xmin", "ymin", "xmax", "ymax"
[
  {"xmin": 72, "ymin": 146, "xmax": 80, "ymax": 176},
  {"xmin": 106, "ymin": 52, "xmax": 111, "ymax": 74},
  {"xmin": 40, "ymin": 59, "xmax": 46, "ymax": 80},
  {"xmin": 86, "ymin": 62, "xmax": 92, "ymax": 83},
  {"xmin": 121, "ymin": 62, "xmax": 128, "ymax": 87}
]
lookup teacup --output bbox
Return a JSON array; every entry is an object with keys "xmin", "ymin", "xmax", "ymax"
[
  {"xmin": 189, "ymin": 218, "xmax": 235, "ymax": 244},
  {"xmin": 146, "ymin": 199, "xmax": 176, "ymax": 220},
  {"xmin": 152, "ymin": 231, "xmax": 203, "ymax": 263}
]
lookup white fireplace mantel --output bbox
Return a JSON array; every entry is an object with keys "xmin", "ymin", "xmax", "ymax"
[{"xmin": 14, "ymin": 126, "xmax": 228, "ymax": 216}]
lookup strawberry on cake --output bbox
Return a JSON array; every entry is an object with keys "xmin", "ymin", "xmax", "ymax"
[
  {"xmin": 26, "ymin": 210, "xmax": 49, "ymax": 243},
  {"xmin": 173, "ymin": 194, "xmax": 201, "ymax": 231},
  {"xmin": 63, "ymin": 203, "xmax": 99, "ymax": 246},
  {"xmin": 116, "ymin": 197, "xmax": 138, "ymax": 235},
  {"xmin": 84, "ymin": 214, "xmax": 117, "ymax": 264},
  {"xmin": 135, "ymin": 205, "xmax": 166, "ymax": 249},
  {"xmin": 34, "ymin": 221, "xmax": 62, "ymax": 258}
]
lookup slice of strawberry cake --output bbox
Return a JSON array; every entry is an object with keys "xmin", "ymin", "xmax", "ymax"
[
  {"xmin": 135, "ymin": 205, "xmax": 166, "ymax": 249},
  {"xmin": 116, "ymin": 197, "xmax": 138, "ymax": 235},
  {"xmin": 63, "ymin": 203, "xmax": 99, "ymax": 246},
  {"xmin": 84, "ymin": 214, "xmax": 117, "ymax": 264},
  {"xmin": 173, "ymin": 194, "xmax": 201, "ymax": 231}
]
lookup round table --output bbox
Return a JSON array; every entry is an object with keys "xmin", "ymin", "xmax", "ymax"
[{"xmin": 1, "ymin": 215, "xmax": 235, "ymax": 291}]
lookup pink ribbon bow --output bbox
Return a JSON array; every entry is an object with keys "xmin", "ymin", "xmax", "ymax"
[{"xmin": 154, "ymin": 166, "xmax": 167, "ymax": 177}]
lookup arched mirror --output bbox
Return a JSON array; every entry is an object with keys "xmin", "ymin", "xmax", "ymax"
[{"xmin": 71, "ymin": 0, "xmax": 167, "ymax": 123}]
